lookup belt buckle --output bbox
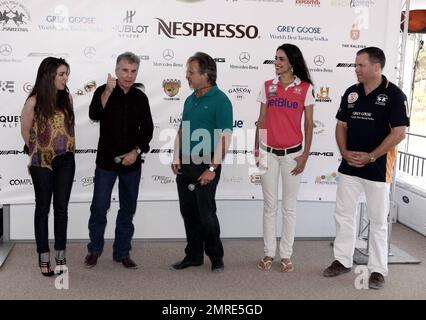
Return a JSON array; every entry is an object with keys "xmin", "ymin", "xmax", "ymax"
[{"xmin": 273, "ymin": 147, "xmax": 286, "ymax": 156}]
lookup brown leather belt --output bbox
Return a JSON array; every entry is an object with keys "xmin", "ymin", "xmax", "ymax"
[{"xmin": 261, "ymin": 144, "xmax": 302, "ymax": 156}]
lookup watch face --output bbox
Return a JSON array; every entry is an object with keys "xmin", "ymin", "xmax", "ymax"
[{"xmin": 209, "ymin": 166, "xmax": 215, "ymax": 172}]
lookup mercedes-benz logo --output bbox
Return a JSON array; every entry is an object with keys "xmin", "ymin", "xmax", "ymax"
[
  {"xmin": 163, "ymin": 49, "xmax": 174, "ymax": 61},
  {"xmin": 313, "ymin": 55, "xmax": 325, "ymax": 66},
  {"xmin": 84, "ymin": 46, "xmax": 96, "ymax": 59},
  {"xmin": 239, "ymin": 52, "xmax": 250, "ymax": 63},
  {"xmin": 0, "ymin": 44, "xmax": 12, "ymax": 56}
]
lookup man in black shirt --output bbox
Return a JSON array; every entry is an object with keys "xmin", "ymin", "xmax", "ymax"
[
  {"xmin": 323, "ymin": 47, "xmax": 409, "ymax": 289},
  {"xmin": 84, "ymin": 52, "xmax": 153, "ymax": 269}
]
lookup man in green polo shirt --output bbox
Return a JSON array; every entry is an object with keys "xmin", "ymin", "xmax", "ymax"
[{"xmin": 171, "ymin": 52, "xmax": 233, "ymax": 273}]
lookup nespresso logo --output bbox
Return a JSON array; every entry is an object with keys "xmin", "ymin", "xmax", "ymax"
[{"xmin": 155, "ymin": 18, "xmax": 258, "ymax": 39}]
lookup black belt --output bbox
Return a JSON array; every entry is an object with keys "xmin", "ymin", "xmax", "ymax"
[{"xmin": 261, "ymin": 144, "xmax": 302, "ymax": 156}]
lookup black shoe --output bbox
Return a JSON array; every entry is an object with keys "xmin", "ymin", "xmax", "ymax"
[
  {"xmin": 39, "ymin": 261, "xmax": 54, "ymax": 277},
  {"xmin": 39, "ymin": 253, "xmax": 54, "ymax": 277},
  {"xmin": 55, "ymin": 257, "xmax": 67, "ymax": 275},
  {"xmin": 119, "ymin": 256, "xmax": 138, "ymax": 269},
  {"xmin": 369, "ymin": 272, "xmax": 385, "ymax": 289},
  {"xmin": 323, "ymin": 260, "xmax": 351, "ymax": 277},
  {"xmin": 211, "ymin": 259, "xmax": 224, "ymax": 273},
  {"xmin": 84, "ymin": 252, "xmax": 99, "ymax": 269},
  {"xmin": 172, "ymin": 258, "xmax": 203, "ymax": 270}
]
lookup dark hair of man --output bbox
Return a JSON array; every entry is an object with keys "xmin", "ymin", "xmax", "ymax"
[
  {"xmin": 187, "ymin": 52, "xmax": 217, "ymax": 86},
  {"xmin": 116, "ymin": 51, "xmax": 140, "ymax": 69},
  {"xmin": 277, "ymin": 43, "xmax": 313, "ymax": 85},
  {"xmin": 28, "ymin": 57, "xmax": 74, "ymax": 128},
  {"xmin": 357, "ymin": 47, "xmax": 386, "ymax": 69}
]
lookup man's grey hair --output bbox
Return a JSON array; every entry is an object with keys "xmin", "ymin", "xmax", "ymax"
[{"xmin": 116, "ymin": 51, "xmax": 140, "ymax": 69}]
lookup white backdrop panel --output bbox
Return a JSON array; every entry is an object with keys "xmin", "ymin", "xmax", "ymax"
[{"xmin": 1, "ymin": 0, "xmax": 402, "ymax": 206}]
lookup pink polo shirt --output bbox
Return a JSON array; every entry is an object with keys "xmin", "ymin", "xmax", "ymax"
[{"xmin": 257, "ymin": 76, "xmax": 314, "ymax": 149}]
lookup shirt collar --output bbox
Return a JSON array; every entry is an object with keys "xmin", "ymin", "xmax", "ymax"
[
  {"xmin": 272, "ymin": 75, "xmax": 302, "ymax": 87},
  {"xmin": 191, "ymin": 84, "xmax": 219, "ymax": 98},
  {"xmin": 356, "ymin": 75, "xmax": 389, "ymax": 90}
]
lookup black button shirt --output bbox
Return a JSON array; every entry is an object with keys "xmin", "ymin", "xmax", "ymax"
[
  {"xmin": 89, "ymin": 83, "xmax": 154, "ymax": 173},
  {"xmin": 336, "ymin": 76, "xmax": 409, "ymax": 182}
]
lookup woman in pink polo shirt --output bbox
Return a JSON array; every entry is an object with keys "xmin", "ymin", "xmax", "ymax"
[{"xmin": 255, "ymin": 43, "xmax": 314, "ymax": 272}]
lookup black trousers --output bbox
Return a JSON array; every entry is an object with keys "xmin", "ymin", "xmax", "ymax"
[
  {"xmin": 176, "ymin": 163, "xmax": 223, "ymax": 263},
  {"xmin": 29, "ymin": 152, "xmax": 75, "ymax": 254}
]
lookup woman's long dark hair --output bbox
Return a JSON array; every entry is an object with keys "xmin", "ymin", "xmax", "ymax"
[
  {"xmin": 28, "ymin": 57, "xmax": 74, "ymax": 128},
  {"xmin": 277, "ymin": 44, "xmax": 312, "ymax": 85}
]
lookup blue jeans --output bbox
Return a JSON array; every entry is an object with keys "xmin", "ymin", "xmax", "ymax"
[
  {"xmin": 29, "ymin": 152, "xmax": 75, "ymax": 254},
  {"xmin": 87, "ymin": 166, "xmax": 141, "ymax": 261}
]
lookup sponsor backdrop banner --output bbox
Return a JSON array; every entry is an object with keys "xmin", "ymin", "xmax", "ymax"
[{"xmin": 0, "ymin": 0, "xmax": 401, "ymax": 203}]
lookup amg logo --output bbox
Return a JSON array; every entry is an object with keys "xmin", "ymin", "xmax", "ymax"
[
  {"xmin": 75, "ymin": 149, "xmax": 97, "ymax": 154},
  {"xmin": 0, "ymin": 150, "xmax": 25, "ymax": 155},
  {"xmin": 214, "ymin": 58, "xmax": 226, "ymax": 63},
  {"xmin": 336, "ymin": 63, "xmax": 356, "ymax": 67},
  {"xmin": 310, "ymin": 151, "xmax": 334, "ymax": 156},
  {"xmin": 263, "ymin": 60, "xmax": 274, "ymax": 64},
  {"xmin": 150, "ymin": 149, "xmax": 173, "ymax": 153}
]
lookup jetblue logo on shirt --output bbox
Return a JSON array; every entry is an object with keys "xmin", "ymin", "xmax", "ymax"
[
  {"xmin": 375, "ymin": 94, "xmax": 388, "ymax": 106},
  {"xmin": 268, "ymin": 98, "xmax": 298, "ymax": 109}
]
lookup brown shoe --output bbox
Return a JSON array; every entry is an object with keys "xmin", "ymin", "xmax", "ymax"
[
  {"xmin": 120, "ymin": 256, "xmax": 138, "ymax": 269},
  {"xmin": 323, "ymin": 260, "xmax": 351, "ymax": 277},
  {"xmin": 369, "ymin": 272, "xmax": 385, "ymax": 289},
  {"xmin": 84, "ymin": 252, "xmax": 99, "ymax": 269}
]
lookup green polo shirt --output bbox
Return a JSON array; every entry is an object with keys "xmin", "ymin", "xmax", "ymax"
[{"xmin": 180, "ymin": 85, "xmax": 233, "ymax": 157}]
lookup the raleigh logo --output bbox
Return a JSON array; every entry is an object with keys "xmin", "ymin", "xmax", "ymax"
[{"xmin": 155, "ymin": 18, "xmax": 259, "ymax": 39}]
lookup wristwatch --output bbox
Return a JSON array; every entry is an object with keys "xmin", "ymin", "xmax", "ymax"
[
  {"xmin": 368, "ymin": 153, "xmax": 376, "ymax": 163},
  {"xmin": 135, "ymin": 146, "xmax": 142, "ymax": 155},
  {"xmin": 208, "ymin": 166, "xmax": 216, "ymax": 172}
]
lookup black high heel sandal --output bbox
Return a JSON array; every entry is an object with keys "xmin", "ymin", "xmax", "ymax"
[
  {"xmin": 39, "ymin": 260, "xmax": 54, "ymax": 277},
  {"xmin": 55, "ymin": 257, "xmax": 67, "ymax": 275}
]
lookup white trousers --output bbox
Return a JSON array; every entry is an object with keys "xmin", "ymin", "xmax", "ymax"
[
  {"xmin": 334, "ymin": 173, "xmax": 390, "ymax": 276},
  {"xmin": 260, "ymin": 150, "xmax": 302, "ymax": 259}
]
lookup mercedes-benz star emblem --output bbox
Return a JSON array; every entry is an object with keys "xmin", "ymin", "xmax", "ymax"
[
  {"xmin": 0, "ymin": 44, "xmax": 12, "ymax": 56},
  {"xmin": 314, "ymin": 55, "xmax": 325, "ymax": 66},
  {"xmin": 239, "ymin": 52, "xmax": 250, "ymax": 63},
  {"xmin": 84, "ymin": 46, "xmax": 96, "ymax": 59},
  {"xmin": 163, "ymin": 49, "xmax": 174, "ymax": 61}
]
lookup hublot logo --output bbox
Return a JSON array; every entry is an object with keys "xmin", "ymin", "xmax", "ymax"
[{"xmin": 113, "ymin": 10, "xmax": 149, "ymax": 39}]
